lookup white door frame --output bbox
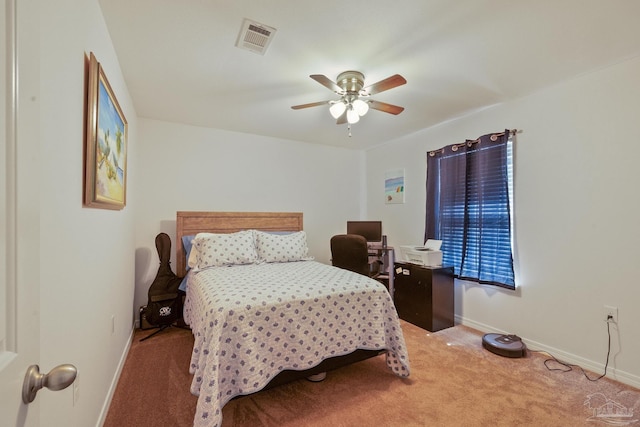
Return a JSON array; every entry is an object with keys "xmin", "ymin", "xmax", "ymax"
[{"xmin": 0, "ymin": 0, "xmax": 41, "ymax": 424}]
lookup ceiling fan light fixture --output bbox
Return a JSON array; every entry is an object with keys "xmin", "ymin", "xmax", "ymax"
[
  {"xmin": 346, "ymin": 107, "xmax": 360, "ymax": 124},
  {"xmin": 329, "ymin": 101, "xmax": 346, "ymax": 119},
  {"xmin": 291, "ymin": 70, "xmax": 406, "ymax": 134},
  {"xmin": 352, "ymin": 98, "xmax": 369, "ymax": 116}
]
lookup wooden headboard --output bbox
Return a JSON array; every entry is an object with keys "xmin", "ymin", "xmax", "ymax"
[{"xmin": 175, "ymin": 211, "xmax": 304, "ymax": 277}]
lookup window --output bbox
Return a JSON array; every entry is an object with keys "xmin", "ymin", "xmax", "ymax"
[{"xmin": 425, "ymin": 131, "xmax": 515, "ymax": 289}]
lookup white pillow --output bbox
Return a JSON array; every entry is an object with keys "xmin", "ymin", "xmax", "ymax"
[
  {"xmin": 192, "ymin": 230, "xmax": 258, "ymax": 268},
  {"xmin": 255, "ymin": 230, "xmax": 313, "ymax": 263},
  {"xmin": 187, "ymin": 241, "xmax": 199, "ymax": 269}
]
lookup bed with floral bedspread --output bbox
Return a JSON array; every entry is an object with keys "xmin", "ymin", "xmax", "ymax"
[{"xmin": 183, "ymin": 257, "xmax": 410, "ymax": 427}]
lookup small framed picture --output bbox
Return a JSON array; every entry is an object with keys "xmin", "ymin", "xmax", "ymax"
[{"xmin": 385, "ymin": 169, "xmax": 405, "ymax": 204}]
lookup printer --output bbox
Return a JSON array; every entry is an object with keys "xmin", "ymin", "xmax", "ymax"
[{"xmin": 398, "ymin": 239, "xmax": 443, "ymax": 267}]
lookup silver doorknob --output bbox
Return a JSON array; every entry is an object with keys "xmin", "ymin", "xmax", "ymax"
[{"xmin": 22, "ymin": 364, "xmax": 77, "ymax": 404}]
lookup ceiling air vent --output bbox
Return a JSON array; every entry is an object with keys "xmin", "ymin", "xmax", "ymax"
[{"xmin": 235, "ymin": 19, "xmax": 277, "ymax": 55}]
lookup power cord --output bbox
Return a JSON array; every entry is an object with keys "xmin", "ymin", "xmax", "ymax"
[{"xmin": 534, "ymin": 317, "xmax": 611, "ymax": 382}]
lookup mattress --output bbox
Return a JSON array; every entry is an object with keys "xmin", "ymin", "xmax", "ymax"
[{"xmin": 183, "ymin": 260, "xmax": 410, "ymax": 427}]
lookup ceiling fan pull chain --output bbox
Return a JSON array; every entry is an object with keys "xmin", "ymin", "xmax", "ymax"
[{"xmin": 348, "ymin": 123, "xmax": 352, "ymax": 137}]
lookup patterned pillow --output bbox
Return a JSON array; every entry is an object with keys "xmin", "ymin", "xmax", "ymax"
[
  {"xmin": 255, "ymin": 230, "xmax": 313, "ymax": 263},
  {"xmin": 192, "ymin": 230, "xmax": 258, "ymax": 268}
]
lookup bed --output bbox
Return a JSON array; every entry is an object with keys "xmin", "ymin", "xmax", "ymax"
[{"xmin": 176, "ymin": 211, "xmax": 410, "ymax": 427}]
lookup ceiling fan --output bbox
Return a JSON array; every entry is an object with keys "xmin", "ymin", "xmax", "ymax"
[{"xmin": 291, "ymin": 71, "xmax": 406, "ymax": 128}]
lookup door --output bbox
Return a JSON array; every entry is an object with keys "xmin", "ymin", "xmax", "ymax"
[{"xmin": 0, "ymin": 0, "xmax": 41, "ymax": 425}]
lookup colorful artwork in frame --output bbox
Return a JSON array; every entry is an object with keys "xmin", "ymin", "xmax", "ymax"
[
  {"xmin": 84, "ymin": 52, "xmax": 127, "ymax": 210},
  {"xmin": 385, "ymin": 168, "xmax": 405, "ymax": 204}
]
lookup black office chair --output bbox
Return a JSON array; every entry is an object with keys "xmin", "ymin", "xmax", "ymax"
[{"xmin": 330, "ymin": 234, "xmax": 381, "ymax": 277}]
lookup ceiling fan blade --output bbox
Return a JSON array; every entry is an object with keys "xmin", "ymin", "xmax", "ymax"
[
  {"xmin": 310, "ymin": 74, "xmax": 343, "ymax": 93},
  {"xmin": 369, "ymin": 100, "xmax": 405, "ymax": 115},
  {"xmin": 291, "ymin": 101, "xmax": 331, "ymax": 110},
  {"xmin": 336, "ymin": 112, "xmax": 347, "ymax": 125},
  {"xmin": 363, "ymin": 74, "xmax": 407, "ymax": 95}
]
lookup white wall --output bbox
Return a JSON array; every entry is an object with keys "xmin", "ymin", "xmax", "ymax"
[
  {"xmin": 37, "ymin": 0, "xmax": 137, "ymax": 425},
  {"xmin": 366, "ymin": 57, "xmax": 640, "ymax": 388},
  {"xmin": 28, "ymin": 3, "xmax": 640, "ymax": 425},
  {"xmin": 133, "ymin": 119, "xmax": 364, "ymax": 321}
]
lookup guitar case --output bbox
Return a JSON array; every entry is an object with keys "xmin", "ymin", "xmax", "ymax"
[{"xmin": 142, "ymin": 233, "xmax": 183, "ymax": 327}]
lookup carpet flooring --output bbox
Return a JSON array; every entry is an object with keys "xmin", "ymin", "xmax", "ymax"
[{"xmin": 104, "ymin": 322, "xmax": 640, "ymax": 426}]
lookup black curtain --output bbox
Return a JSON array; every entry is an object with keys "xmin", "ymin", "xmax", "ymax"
[{"xmin": 425, "ymin": 130, "xmax": 515, "ymax": 288}]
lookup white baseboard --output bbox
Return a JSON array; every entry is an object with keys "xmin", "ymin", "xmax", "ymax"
[
  {"xmin": 95, "ymin": 324, "xmax": 135, "ymax": 427},
  {"xmin": 456, "ymin": 315, "xmax": 640, "ymax": 390}
]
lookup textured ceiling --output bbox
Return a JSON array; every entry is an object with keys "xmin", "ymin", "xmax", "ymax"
[{"xmin": 99, "ymin": 0, "xmax": 640, "ymax": 149}]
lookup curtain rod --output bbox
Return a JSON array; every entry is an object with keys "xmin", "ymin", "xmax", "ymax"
[
  {"xmin": 429, "ymin": 129, "xmax": 520, "ymax": 156},
  {"xmin": 474, "ymin": 128, "xmax": 519, "ymax": 144}
]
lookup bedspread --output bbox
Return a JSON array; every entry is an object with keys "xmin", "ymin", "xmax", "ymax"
[{"xmin": 184, "ymin": 260, "xmax": 410, "ymax": 427}]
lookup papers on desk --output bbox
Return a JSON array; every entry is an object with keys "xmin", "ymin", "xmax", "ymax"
[{"xmin": 422, "ymin": 239, "xmax": 442, "ymax": 251}]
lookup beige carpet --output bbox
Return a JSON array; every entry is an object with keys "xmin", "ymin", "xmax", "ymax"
[{"xmin": 104, "ymin": 322, "xmax": 640, "ymax": 426}]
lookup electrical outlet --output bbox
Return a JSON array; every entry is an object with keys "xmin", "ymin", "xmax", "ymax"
[{"xmin": 603, "ymin": 305, "xmax": 618, "ymax": 323}]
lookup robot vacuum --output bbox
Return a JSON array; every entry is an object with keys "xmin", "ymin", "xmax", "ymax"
[{"xmin": 482, "ymin": 333, "xmax": 526, "ymax": 358}]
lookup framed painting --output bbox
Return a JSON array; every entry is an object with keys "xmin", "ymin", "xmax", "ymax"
[
  {"xmin": 385, "ymin": 168, "xmax": 405, "ymax": 204},
  {"xmin": 84, "ymin": 52, "xmax": 127, "ymax": 210}
]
